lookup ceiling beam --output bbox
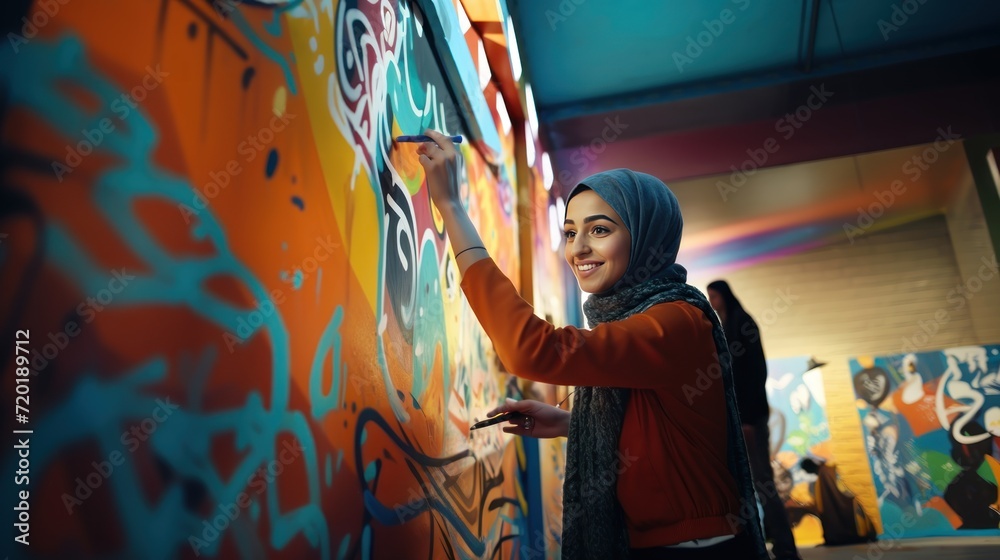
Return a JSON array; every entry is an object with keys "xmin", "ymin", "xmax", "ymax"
[
  {"xmin": 541, "ymin": 44, "xmax": 1000, "ymax": 154},
  {"xmin": 800, "ymin": 0, "xmax": 821, "ymax": 73},
  {"xmin": 537, "ymin": 34, "xmax": 1000, "ymax": 141}
]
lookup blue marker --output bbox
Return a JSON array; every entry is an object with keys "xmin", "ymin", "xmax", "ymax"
[{"xmin": 395, "ymin": 134, "xmax": 463, "ymax": 144}]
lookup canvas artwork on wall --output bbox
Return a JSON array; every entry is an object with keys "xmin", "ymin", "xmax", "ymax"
[
  {"xmin": 849, "ymin": 345, "xmax": 1000, "ymax": 538},
  {"xmin": 764, "ymin": 356, "xmax": 832, "ymax": 546}
]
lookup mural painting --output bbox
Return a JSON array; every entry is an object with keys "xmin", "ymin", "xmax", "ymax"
[
  {"xmin": 1, "ymin": 0, "xmax": 563, "ymax": 558},
  {"xmin": 849, "ymin": 345, "xmax": 1000, "ymax": 538},
  {"xmin": 762, "ymin": 356, "xmax": 832, "ymax": 546}
]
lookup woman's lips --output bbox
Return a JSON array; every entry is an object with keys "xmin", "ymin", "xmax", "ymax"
[{"xmin": 575, "ymin": 262, "xmax": 603, "ymax": 278}]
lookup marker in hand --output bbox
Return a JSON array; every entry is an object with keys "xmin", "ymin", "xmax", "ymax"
[
  {"xmin": 469, "ymin": 411, "xmax": 523, "ymax": 430},
  {"xmin": 396, "ymin": 134, "xmax": 463, "ymax": 144}
]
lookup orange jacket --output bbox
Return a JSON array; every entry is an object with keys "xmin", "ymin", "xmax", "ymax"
[{"xmin": 461, "ymin": 259, "xmax": 743, "ymax": 547}]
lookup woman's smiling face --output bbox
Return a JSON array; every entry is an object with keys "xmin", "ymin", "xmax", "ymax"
[{"xmin": 563, "ymin": 189, "xmax": 631, "ymax": 294}]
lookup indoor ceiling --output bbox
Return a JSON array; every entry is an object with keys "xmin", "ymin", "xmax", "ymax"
[
  {"xmin": 671, "ymin": 142, "xmax": 972, "ymax": 280},
  {"xmin": 503, "ymin": 0, "xmax": 1000, "ymax": 273}
]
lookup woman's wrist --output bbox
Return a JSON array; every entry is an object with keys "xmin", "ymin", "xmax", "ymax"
[
  {"xmin": 435, "ymin": 200, "xmax": 465, "ymax": 219},
  {"xmin": 560, "ymin": 409, "xmax": 572, "ymax": 437},
  {"xmin": 433, "ymin": 200, "xmax": 484, "ymax": 275}
]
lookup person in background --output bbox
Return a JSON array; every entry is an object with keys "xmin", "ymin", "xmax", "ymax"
[
  {"xmin": 414, "ymin": 129, "xmax": 768, "ymax": 559},
  {"xmin": 799, "ymin": 457, "xmax": 877, "ymax": 545},
  {"xmin": 706, "ymin": 280, "xmax": 802, "ymax": 560}
]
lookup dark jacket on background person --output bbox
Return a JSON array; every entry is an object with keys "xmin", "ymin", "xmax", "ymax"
[
  {"xmin": 708, "ymin": 280, "xmax": 803, "ymax": 559},
  {"xmin": 706, "ymin": 281, "xmax": 769, "ymax": 424}
]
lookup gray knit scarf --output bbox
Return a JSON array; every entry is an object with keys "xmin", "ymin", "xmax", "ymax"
[{"xmin": 560, "ymin": 168, "xmax": 768, "ymax": 559}]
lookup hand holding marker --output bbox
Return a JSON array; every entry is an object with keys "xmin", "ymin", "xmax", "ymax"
[
  {"xmin": 470, "ymin": 411, "xmax": 523, "ymax": 430},
  {"xmin": 396, "ymin": 134, "xmax": 463, "ymax": 144}
]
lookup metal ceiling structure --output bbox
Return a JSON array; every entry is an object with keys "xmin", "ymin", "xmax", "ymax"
[
  {"xmin": 504, "ymin": 0, "xmax": 1000, "ymax": 277},
  {"xmin": 508, "ymin": 0, "xmax": 1000, "ymax": 183}
]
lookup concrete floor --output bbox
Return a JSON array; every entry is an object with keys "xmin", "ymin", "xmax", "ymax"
[{"xmin": 797, "ymin": 536, "xmax": 1000, "ymax": 559}]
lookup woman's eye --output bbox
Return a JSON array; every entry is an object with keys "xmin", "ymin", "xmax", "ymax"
[
  {"xmin": 592, "ymin": 226, "xmax": 609, "ymax": 235},
  {"xmin": 563, "ymin": 230, "xmax": 576, "ymax": 240}
]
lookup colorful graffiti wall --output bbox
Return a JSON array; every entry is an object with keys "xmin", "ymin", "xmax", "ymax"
[
  {"xmin": 1, "ymin": 0, "xmax": 563, "ymax": 558},
  {"xmin": 849, "ymin": 345, "xmax": 1000, "ymax": 537},
  {"xmin": 763, "ymin": 356, "xmax": 832, "ymax": 546}
]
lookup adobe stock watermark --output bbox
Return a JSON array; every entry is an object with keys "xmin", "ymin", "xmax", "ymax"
[
  {"xmin": 551, "ymin": 246, "xmax": 675, "ymax": 361},
  {"xmin": 673, "ymin": 0, "xmax": 750, "ymax": 73},
  {"xmin": 393, "ymin": 484, "xmax": 560, "ymax": 557},
  {"xmin": 392, "ymin": 474, "xmax": 462, "ymax": 524},
  {"xmin": 212, "ymin": 0, "xmax": 245, "ymax": 16},
  {"xmin": 843, "ymin": 126, "xmax": 960, "ymax": 243},
  {"xmin": 878, "ymin": 0, "xmax": 932, "ymax": 41},
  {"xmin": 717, "ymin": 84, "xmax": 834, "ymax": 201},
  {"xmin": 61, "ymin": 397, "xmax": 181, "ymax": 514},
  {"xmin": 754, "ymin": 287, "xmax": 800, "ymax": 333},
  {"xmin": 618, "ymin": 246, "xmax": 674, "ymax": 291},
  {"xmin": 851, "ymin": 509, "xmax": 920, "ymax": 559},
  {"xmin": 899, "ymin": 254, "xmax": 998, "ymax": 353},
  {"xmin": 515, "ymin": 528, "xmax": 558, "ymax": 560},
  {"xmin": 544, "ymin": 0, "xmax": 588, "ymax": 31},
  {"xmin": 556, "ymin": 116, "xmax": 629, "ymax": 190},
  {"xmin": 188, "ymin": 439, "xmax": 305, "ymax": 556},
  {"xmin": 684, "ymin": 287, "xmax": 799, "ymax": 403},
  {"xmin": 178, "ymin": 112, "xmax": 296, "ymax": 224},
  {"xmin": 222, "ymin": 235, "xmax": 339, "ymax": 352},
  {"xmin": 51, "ymin": 65, "xmax": 169, "ymax": 182},
  {"xmin": 29, "ymin": 269, "xmax": 136, "ymax": 374},
  {"xmin": 724, "ymin": 468, "xmax": 787, "ymax": 535},
  {"xmin": 6, "ymin": 0, "xmax": 71, "ymax": 54},
  {"xmin": 559, "ymin": 449, "xmax": 639, "ymax": 526}
]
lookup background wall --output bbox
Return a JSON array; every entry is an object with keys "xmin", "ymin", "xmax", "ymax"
[
  {"xmin": 688, "ymin": 158, "xmax": 1000, "ymax": 539},
  {"xmin": 0, "ymin": 1, "xmax": 567, "ymax": 558},
  {"xmin": 945, "ymin": 154, "xmax": 1000, "ymax": 344}
]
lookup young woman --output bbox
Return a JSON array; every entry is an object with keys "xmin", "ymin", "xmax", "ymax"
[{"xmin": 416, "ymin": 130, "xmax": 768, "ymax": 559}]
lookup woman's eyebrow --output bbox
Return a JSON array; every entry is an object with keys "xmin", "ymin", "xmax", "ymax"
[
  {"xmin": 583, "ymin": 214, "xmax": 619, "ymax": 225},
  {"xmin": 564, "ymin": 214, "xmax": 620, "ymax": 226}
]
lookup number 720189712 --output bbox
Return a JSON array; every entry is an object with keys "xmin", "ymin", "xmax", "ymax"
[{"xmin": 15, "ymin": 330, "xmax": 30, "ymax": 423}]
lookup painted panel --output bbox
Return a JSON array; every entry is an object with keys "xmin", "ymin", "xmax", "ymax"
[
  {"xmin": 849, "ymin": 346, "xmax": 1000, "ymax": 538},
  {"xmin": 765, "ymin": 356, "xmax": 831, "ymax": 546},
  {"xmin": 0, "ymin": 1, "xmax": 558, "ymax": 558}
]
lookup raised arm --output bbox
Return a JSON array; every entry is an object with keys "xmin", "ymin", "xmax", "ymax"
[
  {"xmin": 414, "ymin": 130, "xmax": 719, "ymax": 390},
  {"xmin": 415, "ymin": 129, "xmax": 488, "ymax": 275},
  {"xmin": 461, "ymin": 259, "xmax": 720, "ymax": 389}
]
